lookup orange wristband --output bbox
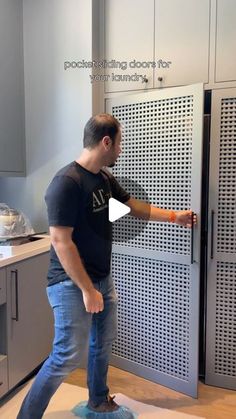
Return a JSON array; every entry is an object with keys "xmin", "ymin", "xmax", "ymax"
[{"xmin": 169, "ymin": 210, "xmax": 176, "ymax": 223}]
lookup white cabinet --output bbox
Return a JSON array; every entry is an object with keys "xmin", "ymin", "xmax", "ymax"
[
  {"xmin": 215, "ymin": 0, "xmax": 236, "ymax": 83},
  {"xmin": 104, "ymin": 0, "xmax": 154, "ymax": 93},
  {"xmin": 0, "ymin": 0, "xmax": 25, "ymax": 176},
  {"xmin": 103, "ymin": 0, "xmax": 210, "ymax": 93},
  {"xmin": 154, "ymin": 0, "xmax": 210, "ymax": 88}
]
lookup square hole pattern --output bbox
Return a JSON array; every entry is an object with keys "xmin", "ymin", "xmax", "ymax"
[
  {"xmin": 112, "ymin": 253, "xmax": 191, "ymax": 381},
  {"xmin": 111, "ymin": 96, "xmax": 193, "ymax": 255},
  {"xmin": 217, "ymin": 98, "xmax": 236, "ymax": 253},
  {"xmin": 215, "ymin": 261, "xmax": 236, "ymax": 376}
]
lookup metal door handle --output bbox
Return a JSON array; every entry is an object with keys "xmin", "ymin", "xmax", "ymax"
[
  {"xmin": 191, "ymin": 212, "xmax": 195, "ymax": 264},
  {"xmin": 11, "ymin": 269, "xmax": 19, "ymax": 321},
  {"xmin": 211, "ymin": 210, "xmax": 215, "ymax": 259}
]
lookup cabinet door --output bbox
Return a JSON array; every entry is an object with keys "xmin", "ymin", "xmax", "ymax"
[
  {"xmin": 104, "ymin": 0, "xmax": 154, "ymax": 93},
  {"xmin": 0, "ymin": 268, "xmax": 6, "ymax": 305},
  {"xmin": 205, "ymin": 88, "xmax": 236, "ymax": 390},
  {"xmin": 107, "ymin": 83, "xmax": 204, "ymax": 397},
  {"xmin": 7, "ymin": 253, "xmax": 54, "ymax": 389},
  {"xmin": 0, "ymin": 0, "xmax": 25, "ymax": 175},
  {"xmin": 0, "ymin": 269, "xmax": 8, "ymax": 398},
  {"xmin": 154, "ymin": 0, "xmax": 210, "ymax": 88},
  {"xmin": 0, "ymin": 356, "xmax": 8, "ymax": 398},
  {"xmin": 215, "ymin": 0, "xmax": 236, "ymax": 82}
]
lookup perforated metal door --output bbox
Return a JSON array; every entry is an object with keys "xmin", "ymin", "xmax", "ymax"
[
  {"xmin": 106, "ymin": 84, "xmax": 204, "ymax": 397},
  {"xmin": 205, "ymin": 89, "xmax": 236, "ymax": 390}
]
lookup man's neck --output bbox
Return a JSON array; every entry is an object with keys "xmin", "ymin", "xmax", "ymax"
[{"xmin": 76, "ymin": 149, "xmax": 102, "ymax": 174}]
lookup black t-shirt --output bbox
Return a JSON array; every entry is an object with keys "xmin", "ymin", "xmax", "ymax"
[{"xmin": 45, "ymin": 161, "xmax": 130, "ymax": 286}]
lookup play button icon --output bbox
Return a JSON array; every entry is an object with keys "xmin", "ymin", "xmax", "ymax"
[
  {"xmin": 109, "ymin": 198, "xmax": 130, "ymax": 222},
  {"xmin": 86, "ymin": 175, "xmax": 150, "ymax": 243}
]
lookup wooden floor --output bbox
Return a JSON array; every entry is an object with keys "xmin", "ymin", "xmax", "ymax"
[{"xmin": 65, "ymin": 366, "xmax": 236, "ymax": 419}]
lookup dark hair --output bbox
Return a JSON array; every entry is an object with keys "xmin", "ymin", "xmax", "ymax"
[{"xmin": 83, "ymin": 113, "xmax": 120, "ymax": 149}]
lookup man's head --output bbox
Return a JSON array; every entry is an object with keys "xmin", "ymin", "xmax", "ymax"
[{"xmin": 83, "ymin": 113, "xmax": 122, "ymax": 168}]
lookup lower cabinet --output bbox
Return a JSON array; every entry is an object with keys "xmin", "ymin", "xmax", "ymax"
[
  {"xmin": 0, "ymin": 252, "xmax": 54, "ymax": 398},
  {"xmin": 0, "ymin": 269, "xmax": 8, "ymax": 397},
  {"xmin": 0, "ymin": 356, "xmax": 8, "ymax": 398}
]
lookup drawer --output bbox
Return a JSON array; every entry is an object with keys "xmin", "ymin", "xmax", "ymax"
[
  {"xmin": 0, "ymin": 355, "xmax": 8, "ymax": 398},
  {"xmin": 0, "ymin": 269, "xmax": 6, "ymax": 305}
]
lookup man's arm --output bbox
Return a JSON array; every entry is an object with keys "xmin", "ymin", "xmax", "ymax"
[
  {"xmin": 50, "ymin": 226, "xmax": 104, "ymax": 313},
  {"xmin": 125, "ymin": 197, "xmax": 196, "ymax": 228}
]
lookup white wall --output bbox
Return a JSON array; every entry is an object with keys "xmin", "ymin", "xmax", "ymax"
[{"xmin": 0, "ymin": 0, "xmax": 93, "ymax": 231}]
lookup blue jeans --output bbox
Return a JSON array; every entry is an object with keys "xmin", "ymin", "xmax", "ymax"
[{"xmin": 17, "ymin": 274, "xmax": 118, "ymax": 419}]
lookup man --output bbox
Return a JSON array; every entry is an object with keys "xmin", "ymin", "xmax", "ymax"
[{"xmin": 17, "ymin": 113, "xmax": 196, "ymax": 418}]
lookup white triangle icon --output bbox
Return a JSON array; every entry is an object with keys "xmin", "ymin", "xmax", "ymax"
[{"xmin": 108, "ymin": 198, "xmax": 131, "ymax": 222}]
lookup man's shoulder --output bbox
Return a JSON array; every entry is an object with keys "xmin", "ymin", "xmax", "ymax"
[
  {"xmin": 55, "ymin": 161, "xmax": 77, "ymax": 177},
  {"xmin": 45, "ymin": 163, "xmax": 81, "ymax": 202},
  {"xmin": 52, "ymin": 161, "xmax": 83, "ymax": 185},
  {"xmin": 45, "ymin": 162, "xmax": 82, "ymax": 198}
]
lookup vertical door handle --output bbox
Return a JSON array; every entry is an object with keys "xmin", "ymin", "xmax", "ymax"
[
  {"xmin": 211, "ymin": 210, "xmax": 215, "ymax": 259},
  {"xmin": 11, "ymin": 269, "xmax": 19, "ymax": 321},
  {"xmin": 190, "ymin": 212, "xmax": 195, "ymax": 264}
]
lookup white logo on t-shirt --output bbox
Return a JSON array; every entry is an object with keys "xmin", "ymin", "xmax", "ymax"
[{"xmin": 92, "ymin": 188, "xmax": 111, "ymax": 212}]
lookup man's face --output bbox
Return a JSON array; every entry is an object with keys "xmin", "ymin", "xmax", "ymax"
[{"xmin": 107, "ymin": 129, "xmax": 122, "ymax": 168}]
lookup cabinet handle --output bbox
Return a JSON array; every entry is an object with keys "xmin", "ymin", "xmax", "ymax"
[
  {"xmin": 0, "ymin": 381, "xmax": 3, "ymax": 386},
  {"xmin": 143, "ymin": 77, "xmax": 148, "ymax": 83},
  {"xmin": 190, "ymin": 212, "xmax": 195, "ymax": 264},
  {"xmin": 158, "ymin": 76, "xmax": 163, "ymax": 82},
  {"xmin": 11, "ymin": 269, "xmax": 19, "ymax": 322},
  {"xmin": 211, "ymin": 210, "xmax": 215, "ymax": 259}
]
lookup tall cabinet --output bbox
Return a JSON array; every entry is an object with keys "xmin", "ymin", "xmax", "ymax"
[
  {"xmin": 205, "ymin": 88, "xmax": 236, "ymax": 390},
  {"xmin": 107, "ymin": 84, "xmax": 204, "ymax": 398},
  {"xmin": 102, "ymin": 0, "xmax": 236, "ymax": 398}
]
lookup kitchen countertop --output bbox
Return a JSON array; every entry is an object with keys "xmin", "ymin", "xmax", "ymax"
[{"xmin": 0, "ymin": 235, "xmax": 51, "ymax": 268}]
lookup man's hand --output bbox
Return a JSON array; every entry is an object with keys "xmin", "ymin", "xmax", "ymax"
[
  {"xmin": 82, "ymin": 288, "xmax": 104, "ymax": 313},
  {"xmin": 175, "ymin": 210, "xmax": 197, "ymax": 228}
]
